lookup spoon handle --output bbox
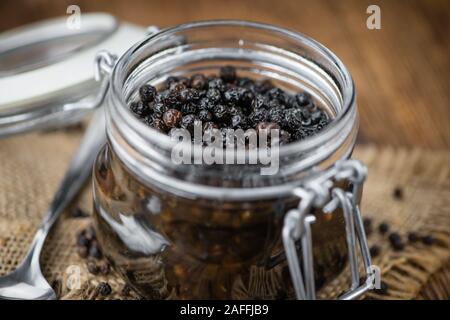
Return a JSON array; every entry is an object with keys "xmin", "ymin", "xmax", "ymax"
[{"xmin": 26, "ymin": 108, "xmax": 106, "ymax": 265}]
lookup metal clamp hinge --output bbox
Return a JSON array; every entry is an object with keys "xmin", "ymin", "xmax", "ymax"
[{"xmin": 282, "ymin": 159, "xmax": 373, "ymax": 300}]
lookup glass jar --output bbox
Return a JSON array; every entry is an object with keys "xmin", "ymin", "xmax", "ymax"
[{"xmin": 92, "ymin": 20, "xmax": 369, "ymax": 300}]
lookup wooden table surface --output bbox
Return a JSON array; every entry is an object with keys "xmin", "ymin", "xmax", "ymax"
[{"xmin": 1, "ymin": 0, "xmax": 449, "ymax": 149}]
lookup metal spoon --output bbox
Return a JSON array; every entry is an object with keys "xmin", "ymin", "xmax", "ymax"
[{"xmin": 0, "ymin": 108, "xmax": 106, "ymax": 299}]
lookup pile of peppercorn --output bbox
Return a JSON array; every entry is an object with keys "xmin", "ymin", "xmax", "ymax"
[
  {"xmin": 76, "ymin": 224, "xmax": 110, "ymax": 276},
  {"xmin": 75, "ymin": 221, "xmax": 134, "ymax": 298},
  {"xmin": 129, "ymin": 66, "xmax": 330, "ymax": 145},
  {"xmin": 360, "ymin": 186, "xmax": 435, "ymax": 296}
]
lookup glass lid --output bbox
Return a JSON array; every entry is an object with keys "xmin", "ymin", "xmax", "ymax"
[{"xmin": 0, "ymin": 13, "xmax": 146, "ymax": 137}]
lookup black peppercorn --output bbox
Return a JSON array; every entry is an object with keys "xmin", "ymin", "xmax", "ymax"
[
  {"xmin": 369, "ymin": 245, "xmax": 381, "ymax": 257},
  {"xmin": 181, "ymin": 102, "xmax": 197, "ymax": 115},
  {"xmin": 378, "ymin": 222, "xmax": 389, "ymax": 235},
  {"xmin": 180, "ymin": 88, "xmax": 200, "ymax": 102},
  {"xmin": 99, "ymin": 261, "xmax": 111, "ymax": 275},
  {"xmin": 237, "ymin": 77, "xmax": 253, "ymax": 88},
  {"xmin": 165, "ymin": 76, "xmax": 179, "ymax": 89},
  {"xmin": 84, "ymin": 225, "xmax": 96, "ymax": 241},
  {"xmin": 268, "ymin": 99, "xmax": 283, "ymax": 110},
  {"xmin": 363, "ymin": 217, "xmax": 373, "ymax": 235},
  {"xmin": 229, "ymin": 105, "xmax": 243, "ymax": 116},
  {"xmin": 256, "ymin": 79, "xmax": 273, "ymax": 93},
  {"xmin": 278, "ymin": 130, "xmax": 291, "ymax": 145},
  {"xmin": 292, "ymin": 128, "xmax": 312, "ymax": 141},
  {"xmin": 97, "ymin": 282, "xmax": 112, "ymax": 296},
  {"xmin": 251, "ymin": 94, "xmax": 269, "ymax": 110},
  {"xmin": 153, "ymin": 102, "xmax": 168, "ymax": 114},
  {"xmin": 70, "ymin": 207, "xmax": 88, "ymax": 218},
  {"xmin": 267, "ymin": 87, "xmax": 285, "ymax": 102},
  {"xmin": 180, "ymin": 114, "xmax": 197, "ymax": 134},
  {"xmin": 422, "ymin": 235, "xmax": 434, "ymax": 246},
  {"xmin": 219, "ymin": 65, "xmax": 236, "ymax": 83},
  {"xmin": 206, "ymin": 88, "xmax": 222, "ymax": 103},
  {"xmin": 239, "ymin": 89, "xmax": 254, "ymax": 108},
  {"xmin": 190, "ymin": 74, "xmax": 207, "ymax": 90},
  {"xmin": 388, "ymin": 232, "xmax": 401, "ymax": 243},
  {"xmin": 77, "ymin": 246, "xmax": 88, "ymax": 259},
  {"xmin": 198, "ymin": 110, "xmax": 213, "ymax": 122},
  {"xmin": 139, "ymin": 84, "xmax": 157, "ymax": 103},
  {"xmin": 295, "ymin": 92, "xmax": 312, "ymax": 107},
  {"xmin": 224, "ymin": 88, "xmax": 242, "ymax": 104},
  {"xmin": 213, "ymin": 104, "xmax": 230, "ymax": 122},
  {"xmin": 249, "ymin": 109, "xmax": 269, "ymax": 126},
  {"xmin": 163, "ymin": 109, "xmax": 182, "ymax": 128},
  {"xmin": 231, "ymin": 114, "xmax": 249, "ymax": 129},
  {"xmin": 151, "ymin": 118, "xmax": 167, "ymax": 132},
  {"xmin": 120, "ymin": 284, "xmax": 131, "ymax": 297},
  {"xmin": 197, "ymin": 98, "xmax": 214, "ymax": 112},
  {"xmin": 86, "ymin": 260, "xmax": 99, "ymax": 275},
  {"xmin": 170, "ymin": 82, "xmax": 187, "ymax": 92},
  {"xmin": 130, "ymin": 101, "xmax": 150, "ymax": 117},
  {"xmin": 408, "ymin": 232, "xmax": 419, "ymax": 243},
  {"xmin": 310, "ymin": 110, "xmax": 324, "ymax": 125},
  {"xmin": 76, "ymin": 232, "xmax": 90, "ymax": 247},
  {"xmin": 388, "ymin": 232, "xmax": 404, "ymax": 251},
  {"xmin": 177, "ymin": 77, "xmax": 190, "ymax": 87},
  {"xmin": 283, "ymin": 109, "xmax": 303, "ymax": 131},
  {"xmin": 208, "ymin": 78, "xmax": 225, "ymax": 91},
  {"xmin": 89, "ymin": 241, "xmax": 103, "ymax": 259},
  {"xmin": 268, "ymin": 108, "xmax": 285, "ymax": 124},
  {"xmin": 163, "ymin": 91, "xmax": 181, "ymax": 108},
  {"xmin": 393, "ymin": 186, "xmax": 404, "ymax": 200}
]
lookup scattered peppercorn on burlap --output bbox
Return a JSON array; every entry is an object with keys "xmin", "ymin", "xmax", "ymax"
[{"xmin": 0, "ymin": 129, "xmax": 449, "ymax": 300}]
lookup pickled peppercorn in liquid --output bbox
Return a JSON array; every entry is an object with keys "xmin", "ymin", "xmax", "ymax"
[
  {"xmin": 93, "ymin": 67, "xmax": 349, "ymax": 299},
  {"xmin": 93, "ymin": 146, "xmax": 349, "ymax": 299}
]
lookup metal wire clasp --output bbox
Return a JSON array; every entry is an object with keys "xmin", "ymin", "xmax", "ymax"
[
  {"xmin": 282, "ymin": 159, "xmax": 372, "ymax": 300},
  {"xmin": 94, "ymin": 51, "xmax": 117, "ymax": 82}
]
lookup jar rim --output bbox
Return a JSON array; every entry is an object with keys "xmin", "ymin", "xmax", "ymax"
[{"xmin": 110, "ymin": 19, "xmax": 356, "ymax": 158}]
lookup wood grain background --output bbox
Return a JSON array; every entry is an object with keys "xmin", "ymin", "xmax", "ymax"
[{"xmin": 1, "ymin": 0, "xmax": 449, "ymax": 149}]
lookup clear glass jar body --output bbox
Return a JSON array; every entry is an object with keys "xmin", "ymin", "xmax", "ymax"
[{"xmin": 93, "ymin": 21, "xmax": 358, "ymax": 299}]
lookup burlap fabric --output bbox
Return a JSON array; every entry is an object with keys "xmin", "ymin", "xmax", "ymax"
[{"xmin": 0, "ymin": 128, "xmax": 449, "ymax": 300}]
